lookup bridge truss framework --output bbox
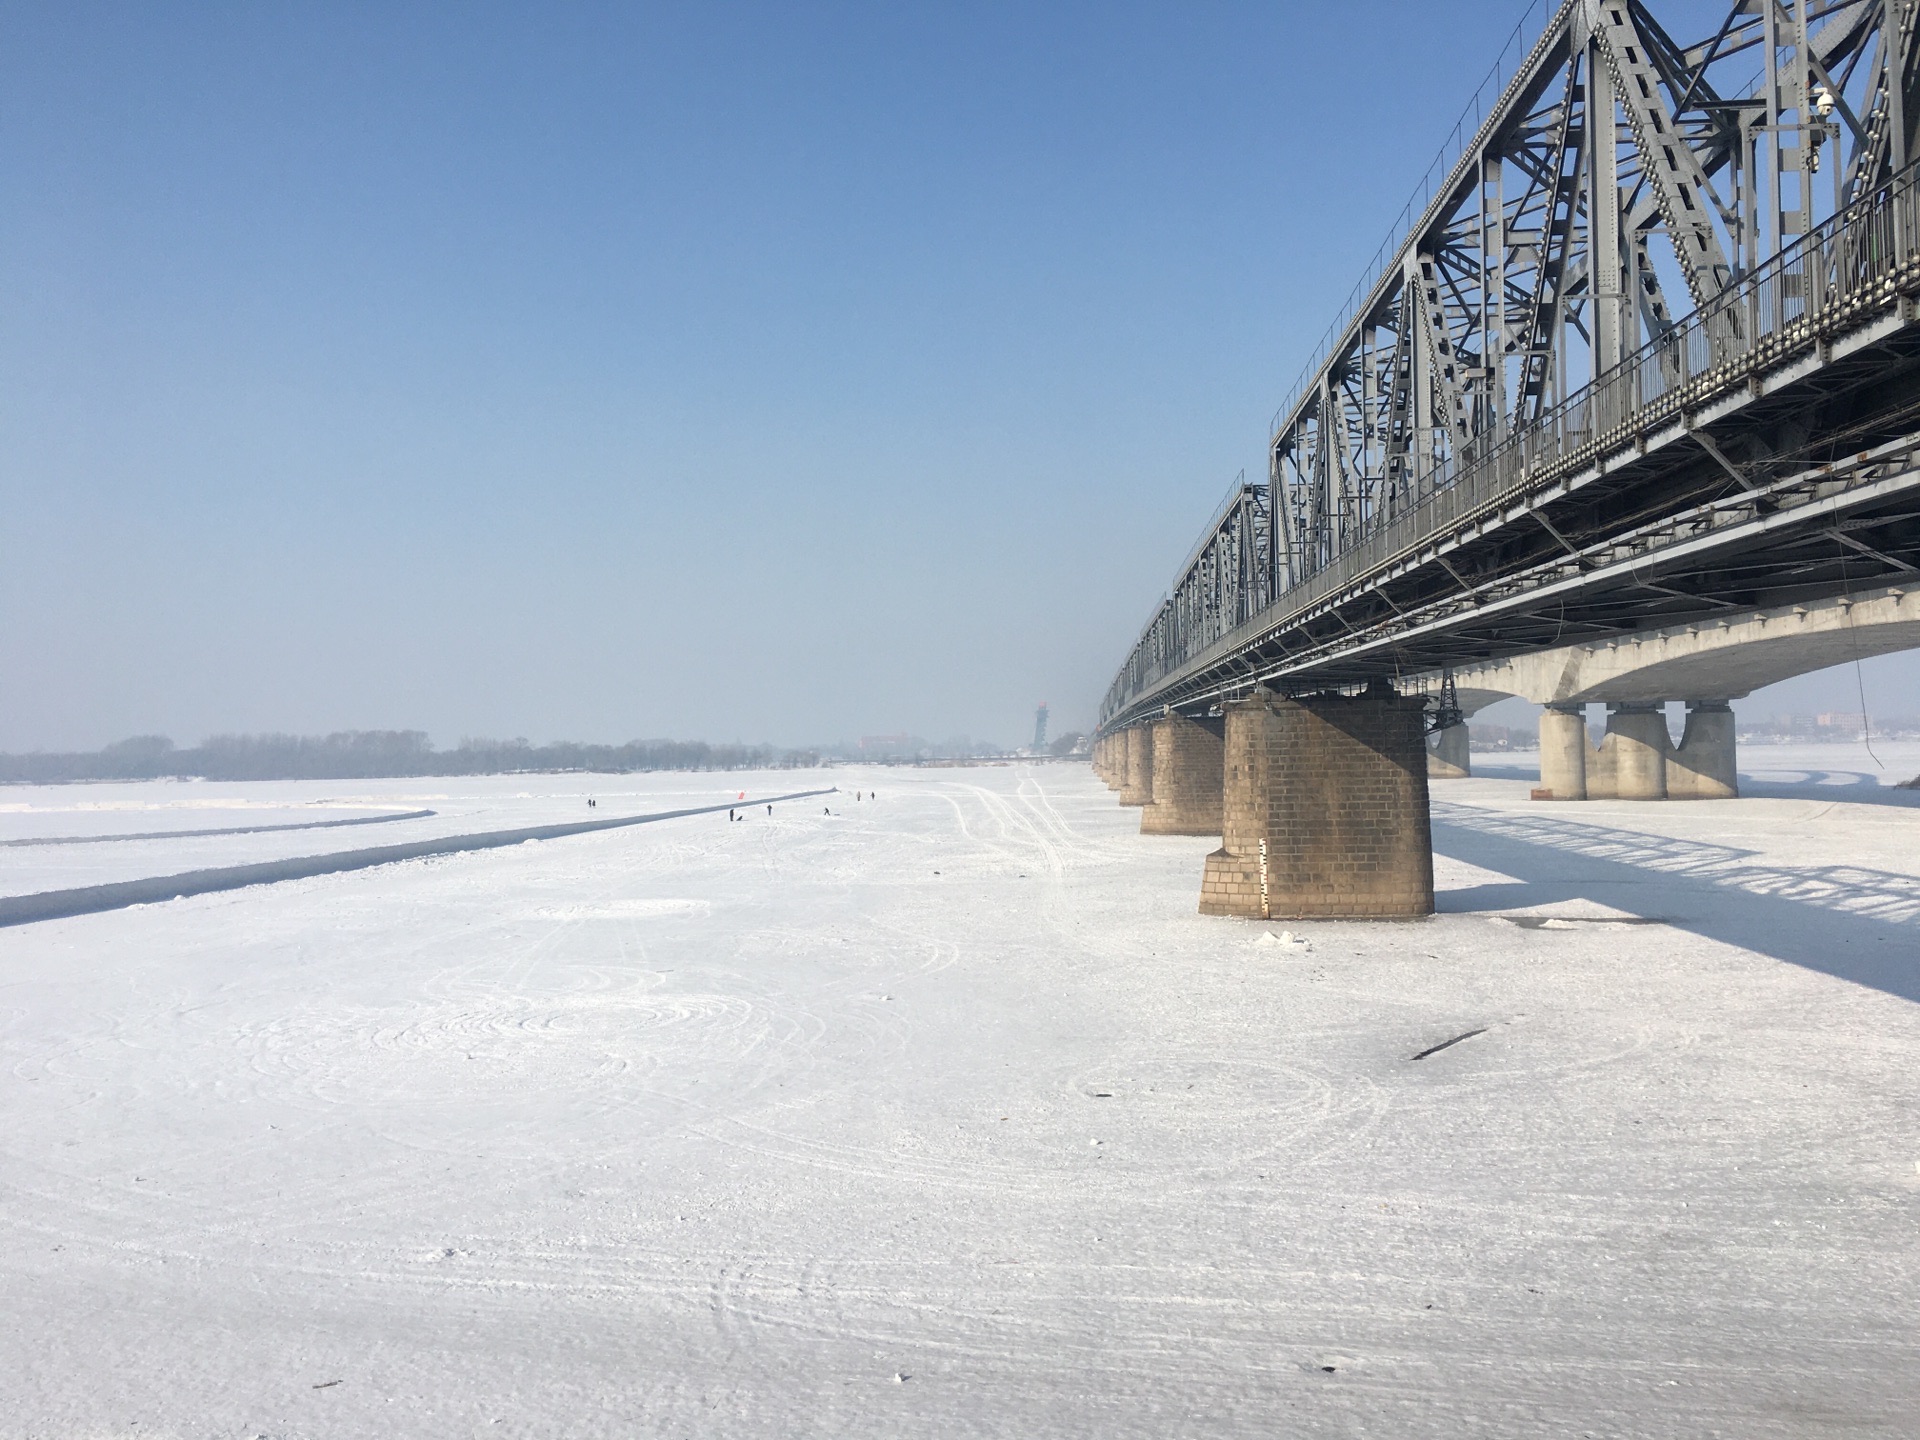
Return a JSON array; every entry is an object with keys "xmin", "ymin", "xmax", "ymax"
[{"xmin": 1103, "ymin": 0, "xmax": 1920, "ymax": 732}]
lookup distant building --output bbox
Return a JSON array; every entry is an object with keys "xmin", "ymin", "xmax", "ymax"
[{"xmin": 1032, "ymin": 703, "xmax": 1048, "ymax": 752}]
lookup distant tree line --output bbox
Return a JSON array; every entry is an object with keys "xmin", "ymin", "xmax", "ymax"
[
  {"xmin": 1467, "ymin": 724, "xmax": 1537, "ymax": 752},
  {"xmin": 0, "ymin": 731, "xmax": 823, "ymax": 784}
]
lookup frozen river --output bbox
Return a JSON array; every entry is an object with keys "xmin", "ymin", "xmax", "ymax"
[{"xmin": 4, "ymin": 752, "xmax": 1919, "ymax": 1436}]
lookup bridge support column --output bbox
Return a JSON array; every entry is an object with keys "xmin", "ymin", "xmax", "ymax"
[
  {"xmin": 1427, "ymin": 721, "xmax": 1470, "ymax": 779},
  {"xmin": 1589, "ymin": 702, "xmax": 1668, "ymax": 800},
  {"xmin": 1118, "ymin": 726, "xmax": 1153, "ymax": 807},
  {"xmin": 1537, "ymin": 704, "xmax": 1588, "ymax": 800},
  {"xmin": 1199, "ymin": 683, "xmax": 1433, "ymax": 919},
  {"xmin": 1140, "ymin": 712, "xmax": 1225, "ymax": 835},
  {"xmin": 1667, "ymin": 700, "xmax": 1738, "ymax": 799},
  {"xmin": 1094, "ymin": 735, "xmax": 1115, "ymax": 787}
]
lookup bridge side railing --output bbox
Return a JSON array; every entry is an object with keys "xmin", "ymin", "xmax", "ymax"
[{"xmin": 1101, "ymin": 167, "xmax": 1920, "ymax": 727}]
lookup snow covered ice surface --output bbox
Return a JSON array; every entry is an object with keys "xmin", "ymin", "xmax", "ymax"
[{"xmin": 4, "ymin": 754, "xmax": 1919, "ymax": 1438}]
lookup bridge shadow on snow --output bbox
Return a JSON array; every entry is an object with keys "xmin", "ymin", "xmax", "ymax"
[
  {"xmin": 1431, "ymin": 802, "xmax": 1920, "ymax": 1005},
  {"xmin": 1736, "ymin": 771, "xmax": 1920, "ymax": 808},
  {"xmin": 1466, "ymin": 756, "xmax": 1920, "ymax": 808}
]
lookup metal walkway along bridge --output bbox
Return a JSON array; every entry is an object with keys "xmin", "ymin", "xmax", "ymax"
[{"xmin": 1093, "ymin": 0, "xmax": 1920, "ymax": 918}]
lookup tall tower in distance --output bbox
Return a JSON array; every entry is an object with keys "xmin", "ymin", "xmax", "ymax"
[{"xmin": 1032, "ymin": 702, "xmax": 1049, "ymax": 752}]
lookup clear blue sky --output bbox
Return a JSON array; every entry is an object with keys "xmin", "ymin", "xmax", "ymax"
[{"xmin": 4, "ymin": 0, "xmax": 1911, "ymax": 751}]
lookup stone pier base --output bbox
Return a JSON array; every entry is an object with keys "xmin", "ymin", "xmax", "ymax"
[
  {"xmin": 1427, "ymin": 722, "xmax": 1470, "ymax": 779},
  {"xmin": 1118, "ymin": 726, "xmax": 1152, "ymax": 807},
  {"xmin": 1140, "ymin": 713, "xmax": 1225, "ymax": 835},
  {"xmin": 1199, "ymin": 684, "xmax": 1433, "ymax": 919}
]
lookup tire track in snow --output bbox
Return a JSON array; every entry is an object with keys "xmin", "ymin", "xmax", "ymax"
[
  {"xmin": 1016, "ymin": 775, "xmax": 1125, "ymax": 867},
  {"xmin": 957, "ymin": 784, "xmax": 1065, "ymax": 879}
]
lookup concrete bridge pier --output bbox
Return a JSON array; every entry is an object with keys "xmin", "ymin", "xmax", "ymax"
[
  {"xmin": 1118, "ymin": 726, "xmax": 1153, "ymax": 807},
  {"xmin": 1535, "ymin": 699, "xmax": 1739, "ymax": 801},
  {"xmin": 1537, "ymin": 703, "xmax": 1589, "ymax": 800},
  {"xmin": 1668, "ymin": 701, "xmax": 1738, "ymax": 800},
  {"xmin": 1588, "ymin": 702, "xmax": 1669, "ymax": 800},
  {"xmin": 1427, "ymin": 722, "xmax": 1470, "ymax": 779},
  {"xmin": 1199, "ymin": 683, "xmax": 1433, "ymax": 919},
  {"xmin": 1094, "ymin": 735, "xmax": 1118, "ymax": 788},
  {"xmin": 1140, "ymin": 711, "xmax": 1225, "ymax": 835}
]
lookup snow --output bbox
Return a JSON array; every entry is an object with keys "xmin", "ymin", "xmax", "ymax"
[{"xmin": 4, "ymin": 755, "xmax": 1919, "ymax": 1436}]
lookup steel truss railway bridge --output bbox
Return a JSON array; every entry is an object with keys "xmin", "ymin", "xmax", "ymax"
[{"xmin": 1092, "ymin": 0, "xmax": 1920, "ymax": 918}]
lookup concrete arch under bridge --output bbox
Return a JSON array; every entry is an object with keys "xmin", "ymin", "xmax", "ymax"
[{"xmin": 1404, "ymin": 584, "xmax": 1920, "ymax": 800}]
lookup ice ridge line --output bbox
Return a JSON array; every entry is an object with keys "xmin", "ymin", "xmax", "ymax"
[
  {"xmin": 0, "ymin": 808, "xmax": 439, "ymax": 848},
  {"xmin": 0, "ymin": 788, "xmax": 837, "ymax": 929}
]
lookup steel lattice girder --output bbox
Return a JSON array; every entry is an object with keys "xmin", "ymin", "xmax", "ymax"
[{"xmin": 1100, "ymin": 0, "xmax": 1920, "ymax": 734}]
